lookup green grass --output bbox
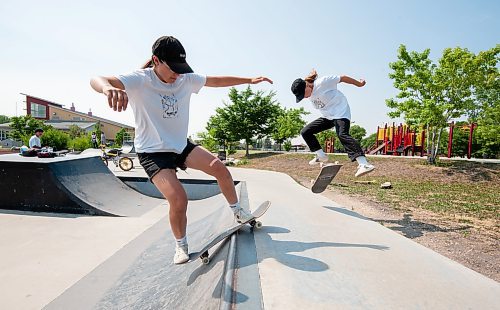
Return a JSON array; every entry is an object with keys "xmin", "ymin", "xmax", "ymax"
[
  {"xmin": 236, "ymin": 151, "xmax": 499, "ymax": 220},
  {"xmin": 336, "ymin": 180, "xmax": 499, "ymax": 219}
]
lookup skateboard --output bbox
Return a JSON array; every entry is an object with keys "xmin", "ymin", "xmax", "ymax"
[
  {"xmin": 311, "ymin": 163, "xmax": 342, "ymax": 193},
  {"xmin": 187, "ymin": 200, "xmax": 271, "ymax": 265}
]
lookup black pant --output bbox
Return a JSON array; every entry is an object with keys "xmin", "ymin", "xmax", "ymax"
[{"xmin": 301, "ymin": 118, "xmax": 364, "ymax": 161}]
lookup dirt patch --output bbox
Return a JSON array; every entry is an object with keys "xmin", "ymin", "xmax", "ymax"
[{"xmin": 236, "ymin": 152, "xmax": 500, "ymax": 282}]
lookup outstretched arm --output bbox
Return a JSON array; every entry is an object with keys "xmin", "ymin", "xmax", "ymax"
[
  {"xmin": 339, "ymin": 75, "xmax": 366, "ymax": 87},
  {"xmin": 90, "ymin": 76, "xmax": 128, "ymax": 112},
  {"xmin": 205, "ymin": 76, "xmax": 273, "ymax": 87}
]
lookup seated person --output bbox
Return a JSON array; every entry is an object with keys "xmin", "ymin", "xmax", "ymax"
[{"xmin": 29, "ymin": 128, "xmax": 44, "ymax": 149}]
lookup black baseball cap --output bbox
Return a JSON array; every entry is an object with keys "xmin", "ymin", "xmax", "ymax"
[
  {"xmin": 291, "ymin": 78, "xmax": 306, "ymax": 102},
  {"xmin": 152, "ymin": 36, "xmax": 193, "ymax": 74}
]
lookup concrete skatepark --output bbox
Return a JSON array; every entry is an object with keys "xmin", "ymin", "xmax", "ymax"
[{"xmin": 0, "ymin": 154, "xmax": 498, "ymax": 309}]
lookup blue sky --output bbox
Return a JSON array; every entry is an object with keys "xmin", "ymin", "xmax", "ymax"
[{"xmin": 0, "ymin": 0, "xmax": 498, "ymax": 139}]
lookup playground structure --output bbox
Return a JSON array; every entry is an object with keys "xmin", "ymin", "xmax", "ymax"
[
  {"xmin": 369, "ymin": 123, "xmax": 426, "ymax": 156},
  {"xmin": 367, "ymin": 122, "xmax": 478, "ymax": 158},
  {"xmin": 447, "ymin": 121, "xmax": 477, "ymax": 159}
]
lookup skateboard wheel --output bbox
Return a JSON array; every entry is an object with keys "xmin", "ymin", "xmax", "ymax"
[
  {"xmin": 201, "ymin": 257, "xmax": 210, "ymax": 265},
  {"xmin": 254, "ymin": 221, "xmax": 263, "ymax": 229}
]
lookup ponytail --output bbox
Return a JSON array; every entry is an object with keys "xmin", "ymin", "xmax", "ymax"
[
  {"xmin": 304, "ymin": 69, "xmax": 318, "ymax": 83},
  {"xmin": 141, "ymin": 58, "xmax": 154, "ymax": 69}
]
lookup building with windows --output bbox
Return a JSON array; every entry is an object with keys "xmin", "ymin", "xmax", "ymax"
[{"xmin": 21, "ymin": 93, "xmax": 135, "ymax": 143}]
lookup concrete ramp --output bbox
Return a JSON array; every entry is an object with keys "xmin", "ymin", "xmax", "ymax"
[
  {"xmin": 0, "ymin": 154, "xmax": 164, "ymax": 216},
  {"xmin": 44, "ymin": 185, "xmax": 240, "ymax": 310}
]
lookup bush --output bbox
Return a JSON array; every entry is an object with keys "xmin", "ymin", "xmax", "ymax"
[
  {"xmin": 69, "ymin": 135, "xmax": 92, "ymax": 151},
  {"xmin": 283, "ymin": 140, "xmax": 292, "ymax": 152},
  {"xmin": 41, "ymin": 129, "xmax": 70, "ymax": 151}
]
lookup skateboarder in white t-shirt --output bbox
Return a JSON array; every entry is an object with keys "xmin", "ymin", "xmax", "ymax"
[
  {"xmin": 91, "ymin": 36, "xmax": 273, "ymax": 264},
  {"xmin": 291, "ymin": 69, "xmax": 375, "ymax": 177}
]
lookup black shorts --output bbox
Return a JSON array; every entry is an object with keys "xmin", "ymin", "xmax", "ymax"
[{"xmin": 137, "ymin": 140, "xmax": 198, "ymax": 180}]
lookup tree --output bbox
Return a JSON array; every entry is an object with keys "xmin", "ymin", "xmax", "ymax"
[
  {"xmin": 349, "ymin": 124, "xmax": 367, "ymax": 142},
  {"xmin": 361, "ymin": 133, "xmax": 377, "ymax": 150},
  {"xmin": 93, "ymin": 121, "xmax": 102, "ymax": 144},
  {"xmin": 316, "ymin": 130, "xmax": 336, "ymax": 151},
  {"xmin": 196, "ymin": 130, "xmax": 219, "ymax": 153},
  {"xmin": 471, "ymin": 45, "xmax": 500, "ymax": 158},
  {"xmin": 9, "ymin": 115, "xmax": 47, "ymax": 144},
  {"xmin": 0, "ymin": 115, "xmax": 10, "ymax": 124},
  {"xmin": 68, "ymin": 124, "xmax": 85, "ymax": 139},
  {"xmin": 205, "ymin": 113, "xmax": 235, "ymax": 153},
  {"xmin": 386, "ymin": 45, "xmax": 495, "ymax": 163},
  {"xmin": 217, "ymin": 86, "xmax": 281, "ymax": 156},
  {"xmin": 114, "ymin": 128, "xmax": 130, "ymax": 147},
  {"xmin": 271, "ymin": 107, "xmax": 309, "ymax": 151}
]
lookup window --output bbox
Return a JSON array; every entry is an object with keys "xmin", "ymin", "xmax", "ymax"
[
  {"xmin": 0, "ymin": 130, "xmax": 7, "ymax": 140},
  {"xmin": 31, "ymin": 103, "xmax": 47, "ymax": 118}
]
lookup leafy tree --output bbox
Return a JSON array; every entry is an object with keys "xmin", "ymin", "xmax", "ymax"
[
  {"xmin": 9, "ymin": 115, "xmax": 48, "ymax": 144},
  {"xmin": 217, "ymin": 86, "xmax": 281, "ymax": 156},
  {"xmin": 386, "ymin": 45, "xmax": 497, "ymax": 163},
  {"xmin": 271, "ymin": 107, "xmax": 309, "ymax": 151},
  {"xmin": 471, "ymin": 45, "xmax": 500, "ymax": 158},
  {"xmin": 475, "ymin": 103, "xmax": 499, "ymax": 158},
  {"xmin": 197, "ymin": 130, "xmax": 219, "ymax": 153},
  {"xmin": 349, "ymin": 124, "xmax": 367, "ymax": 142},
  {"xmin": 114, "ymin": 128, "xmax": 130, "ymax": 147},
  {"xmin": 0, "ymin": 115, "xmax": 10, "ymax": 124},
  {"xmin": 93, "ymin": 121, "xmax": 102, "ymax": 144},
  {"xmin": 205, "ymin": 113, "xmax": 235, "ymax": 153},
  {"xmin": 316, "ymin": 130, "xmax": 336, "ymax": 151},
  {"xmin": 68, "ymin": 124, "xmax": 85, "ymax": 139},
  {"xmin": 361, "ymin": 133, "xmax": 377, "ymax": 150}
]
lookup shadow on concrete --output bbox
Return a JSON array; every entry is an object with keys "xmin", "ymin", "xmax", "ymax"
[
  {"xmin": 242, "ymin": 226, "xmax": 388, "ymax": 273},
  {"xmin": 324, "ymin": 206, "xmax": 472, "ymax": 239}
]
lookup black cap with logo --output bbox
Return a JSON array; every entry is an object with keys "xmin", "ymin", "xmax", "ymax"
[
  {"xmin": 152, "ymin": 36, "xmax": 193, "ymax": 74},
  {"xmin": 291, "ymin": 78, "xmax": 306, "ymax": 102}
]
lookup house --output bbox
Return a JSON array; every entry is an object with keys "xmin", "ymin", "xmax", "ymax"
[{"xmin": 21, "ymin": 93, "xmax": 134, "ymax": 143}]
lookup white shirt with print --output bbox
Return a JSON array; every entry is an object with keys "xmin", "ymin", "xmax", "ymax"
[
  {"xmin": 309, "ymin": 75, "xmax": 351, "ymax": 120},
  {"xmin": 29, "ymin": 135, "xmax": 41, "ymax": 148},
  {"xmin": 118, "ymin": 68, "xmax": 206, "ymax": 153}
]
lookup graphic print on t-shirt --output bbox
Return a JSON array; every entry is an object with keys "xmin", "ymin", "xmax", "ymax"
[
  {"xmin": 312, "ymin": 98, "xmax": 326, "ymax": 109},
  {"xmin": 160, "ymin": 93, "xmax": 178, "ymax": 118}
]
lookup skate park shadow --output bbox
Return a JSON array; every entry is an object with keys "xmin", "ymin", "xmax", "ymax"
[
  {"xmin": 323, "ymin": 206, "xmax": 472, "ymax": 239},
  {"xmin": 0, "ymin": 209, "xmax": 85, "ymax": 218},
  {"xmin": 243, "ymin": 226, "xmax": 389, "ymax": 272}
]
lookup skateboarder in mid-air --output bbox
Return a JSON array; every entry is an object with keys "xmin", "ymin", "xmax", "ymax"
[
  {"xmin": 291, "ymin": 69, "xmax": 375, "ymax": 177},
  {"xmin": 91, "ymin": 36, "xmax": 273, "ymax": 264}
]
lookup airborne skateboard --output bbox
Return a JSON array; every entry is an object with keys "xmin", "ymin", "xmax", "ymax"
[
  {"xmin": 311, "ymin": 163, "xmax": 342, "ymax": 193},
  {"xmin": 187, "ymin": 200, "xmax": 271, "ymax": 265}
]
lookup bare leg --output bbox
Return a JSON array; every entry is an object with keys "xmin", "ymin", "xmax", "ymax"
[
  {"xmin": 185, "ymin": 146, "xmax": 238, "ymax": 205},
  {"xmin": 152, "ymin": 169, "xmax": 188, "ymax": 239}
]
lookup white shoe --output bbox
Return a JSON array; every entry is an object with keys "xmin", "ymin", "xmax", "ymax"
[
  {"xmin": 355, "ymin": 164, "xmax": 375, "ymax": 177},
  {"xmin": 233, "ymin": 207, "xmax": 254, "ymax": 224},
  {"xmin": 173, "ymin": 244, "xmax": 189, "ymax": 264},
  {"xmin": 309, "ymin": 155, "xmax": 329, "ymax": 165}
]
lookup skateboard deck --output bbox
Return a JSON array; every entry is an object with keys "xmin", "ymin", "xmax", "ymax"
[
  {"xmin": 186, "ymin": 200, "xmax": 271, "ymax": 264},
  {"xmin": 311, "ymin": 164, "xmax": 342, "ymax": 193}
]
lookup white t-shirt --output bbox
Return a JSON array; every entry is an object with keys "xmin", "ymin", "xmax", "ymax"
[
  {"xmin": 309, "ymin": 75, "xmax": 351, "ymax": 120},
  {"xmin": 118, "ymin": 68, "xmax": 206, "ymax": 153},
  {"xmin": 29, "ymin": 135, "xmax": 41, "ymax": 148}
]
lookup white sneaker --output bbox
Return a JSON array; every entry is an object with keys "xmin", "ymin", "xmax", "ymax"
[
  {"xmin": 309, "ymin": 155, "xmax": 329, "ymax": 165},
  {"xmin": 355, "ymin": 164, "xmax": 375, "ymax": 177},
  {"xmin": 233, "ymin": 207, "xmax": 254, "ymax": 224},
  {"xmin": 173, "ymin": 244, "xmax": 189, "ymax": 264}
]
